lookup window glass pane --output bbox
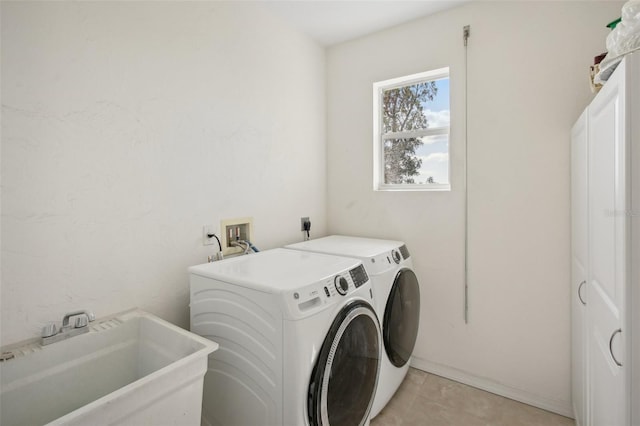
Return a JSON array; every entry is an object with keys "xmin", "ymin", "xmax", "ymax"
[
  {"xmin": 384, "ymin": 134, "xmax": 449, "ymax": 185},
  {"xmin": 374, "ymin": 69, "xmax": 450, "ymax": 190},
  {"xmin": 382, "ymin": 77, "xmax": 449, "ymax": 134}
]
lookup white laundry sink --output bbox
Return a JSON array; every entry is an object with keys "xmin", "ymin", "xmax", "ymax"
[{"xmin": 0, "ymin": 309, "xmax": 218, "ymax": 426}]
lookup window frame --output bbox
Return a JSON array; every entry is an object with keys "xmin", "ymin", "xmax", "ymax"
[{"xmin": 373, "ymin": 67, "xmax": 451, "ymax": 192}]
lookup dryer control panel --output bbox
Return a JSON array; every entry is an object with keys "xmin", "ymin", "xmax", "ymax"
[
  {"xmin": 399, "ymin": 244, "xmax": 411, "ymax": 260},
  {"xmin": 365, "ymin": 247, "xmax": 408, "ymax": 275}
]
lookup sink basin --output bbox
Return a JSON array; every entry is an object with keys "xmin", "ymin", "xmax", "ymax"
[{"xmin": 0, "ymin": 309, "xmax": 218, "ymax": 426}]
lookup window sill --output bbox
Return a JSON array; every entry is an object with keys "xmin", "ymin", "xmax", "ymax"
[{"xmin": 375, "ymin": 184, "xmax": 451, "ymax": 192}]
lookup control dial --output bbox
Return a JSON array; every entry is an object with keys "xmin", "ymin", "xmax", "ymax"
[
  {"xmin": 334, "ymin": 275, "xmax": 349, "ymax": 295},
  {"xmin": 392, "ymin": 249, "xmax": 402, "ymax": 264}
]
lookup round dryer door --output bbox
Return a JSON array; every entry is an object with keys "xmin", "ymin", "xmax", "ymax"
[
  {"xmin": 308, "ymin": 300, "xmax": 381, "ymax": 426},
  {"xmin": 383, "ymin": 268, "xmax": 420, "ymax": 368}
]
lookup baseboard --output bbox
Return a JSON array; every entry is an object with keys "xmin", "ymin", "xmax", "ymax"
[{"xmin": 410, "ymin": 356, "xmax": 574, "ymax": 419}]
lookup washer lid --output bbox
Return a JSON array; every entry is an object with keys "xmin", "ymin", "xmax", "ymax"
[
  {"xmin": 189, "ymin": 248, "xmax": 362, "ymax": 293},
  {"xmin": 286, "ymin": 235, "xmax": 403, "ymax": 259}
]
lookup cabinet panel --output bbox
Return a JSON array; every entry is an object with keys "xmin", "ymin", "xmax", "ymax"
[
  {"xmin": 571, "ymin": 110, "xmax": 588, "ymax": 267},
  {"xmin": 571, "ymin": 258, "xmax": 587, "ymax": 425},
  {"xmin": 589, "ymin": 288, "xmax": 625, "ymax": 426},
  {"xmin": 572, "ymin": 52, "xmax": 636, "ymax": 426},
  {"xmin": 587, "ymin": 56, "xmax": 627, "ymax": 426},
  {"xmin": 570, "ymin": 110, "xmax": 588, "ymax": 426},
  {"xmin": 589, "ymin": 90, "xmax": 620, "ymax": 306},
  {"xmin": 630, "ymin": 51, "xmax": 640, "ymax": 426}
]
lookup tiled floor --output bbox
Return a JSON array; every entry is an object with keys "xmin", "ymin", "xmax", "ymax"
[{"xmin": 371, "ymin": 368, "xmax": 575, "ymax": 426}]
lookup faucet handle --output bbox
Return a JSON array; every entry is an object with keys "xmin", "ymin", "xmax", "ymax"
[
  {"xmin": 62, "ymin": 310, "xmax": 96, "ymax": 328},
  {"xmin": 42, "ymin": 323, "xmax": 57, "ymax": 338},
  {"xmin": 75, "ymin": 316, "xmax": 88, "ymax": 328}
]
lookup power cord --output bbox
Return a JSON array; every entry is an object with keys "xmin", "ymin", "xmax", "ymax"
[
  {"xmin": 207, "ymin": 233, "xmax": 222, "ymax": 252},
  {"xmin": 303, "ymin": 219, "xmax": 311, "ymax": 241},
  {"xmin": 206, "ymin": 233, "xmax": 224, "ymax": 262}
]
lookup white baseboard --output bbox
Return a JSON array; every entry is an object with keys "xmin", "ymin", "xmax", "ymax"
[{"xmin": 410, "ymin": 356, "xmax": 574, "ymax": 419}]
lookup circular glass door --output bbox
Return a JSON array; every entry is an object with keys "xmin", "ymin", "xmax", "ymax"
[
  {"xmin": 383, "ymin": 268, "xmax": 420, "ymax": 367},
  {"xmin": 308, "ymin": 300, "xmax": 381, "ymax": 426}
]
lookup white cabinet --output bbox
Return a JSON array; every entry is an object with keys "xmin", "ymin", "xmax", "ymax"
[
  {"xmin": 587, "ymin": 60, "xmax": 627, "ymax": 426},
  {"xmin": 571, "ymin": 52, "xmax": 638, "ymax": 426}
]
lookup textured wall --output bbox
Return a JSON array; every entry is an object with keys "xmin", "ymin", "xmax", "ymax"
[
  {"xmin": 326, "ymin": 1, "xmax": 622, "ymax": 415},
  {"xmin": 1, "ymin": 1, "xmax": 326, "ymax": 345}
]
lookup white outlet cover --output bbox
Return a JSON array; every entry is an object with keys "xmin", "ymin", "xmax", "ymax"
[{"xmin": 202, "ymin": 225, "xmax": 218, "ymax": 246}]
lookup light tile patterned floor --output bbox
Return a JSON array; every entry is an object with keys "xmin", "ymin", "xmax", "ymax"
[{"xmin": 371, "ymin": 368, "xmax": 575, "ymax": 426}]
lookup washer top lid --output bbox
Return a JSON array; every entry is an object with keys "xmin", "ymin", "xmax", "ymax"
[
  {"xmin": 285, "ymin": 235, "xmax": 403, "ymax": 259},
  {"xmin": 189, "ymin": 248, "xmax": 362, "ymax": 293}
]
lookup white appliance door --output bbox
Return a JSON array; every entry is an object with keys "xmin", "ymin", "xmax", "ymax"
[
  {"xmin": 383, "ymin": 268, "xmax": 420, "ymax": 368},
  {"xmin": 307, "ymin": 301, "xmax": 381, "ymax": 426}
]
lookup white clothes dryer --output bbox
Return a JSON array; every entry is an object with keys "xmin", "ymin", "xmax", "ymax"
[
  {"xmin": 285, "ymin": 236, "xmax": 420, "ymax": 418},
  {"xmin": 189, "ymin": 248, "xmax": 381, "ymax": 426}
]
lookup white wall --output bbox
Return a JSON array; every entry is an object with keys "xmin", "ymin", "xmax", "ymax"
[
  {"xmin": 1, "ymin": 1, "xmax": 326, "ymax": 346},
  {"xmin": 326, "ymin": 1, "xmax": 622, "ymax": 416}
]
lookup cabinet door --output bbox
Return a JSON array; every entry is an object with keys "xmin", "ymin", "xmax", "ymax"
[
  {"xmin": 571, "ymin": 110, "xmax": 588, "ymax": 426},
  {"xmin": 630, "ymin": 54, "xmax": 640, "ymax": 426},
  {"xmin": 587, "ymin": 59, "xmax": 628, "ymax": 426}
]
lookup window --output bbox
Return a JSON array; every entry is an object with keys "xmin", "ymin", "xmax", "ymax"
[{"xmin": 373, "ymin": 68, "xmax": 450, "ymax": 191}]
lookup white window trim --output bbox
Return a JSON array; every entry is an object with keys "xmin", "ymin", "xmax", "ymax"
[{"xmin": 373, "ymin": 67, "xmax": 450, "ymax": 192}]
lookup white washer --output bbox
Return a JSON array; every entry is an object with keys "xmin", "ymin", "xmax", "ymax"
[
  {"xmin": 285, "ymin": 236, "xmax": 420, "ymax": 418},
  {"xmin": 189, "ymin": 248, "xmax": 381, "ymax": 426}
]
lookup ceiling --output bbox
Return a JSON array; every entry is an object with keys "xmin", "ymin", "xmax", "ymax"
[{"xmin": 262, "ymin": 1, "xmax": 469, "ymax": 46}]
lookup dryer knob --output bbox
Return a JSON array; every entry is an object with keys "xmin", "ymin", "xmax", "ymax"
[
  {"xmin": 334, "ymin": 276, "xmax": 349, "ymax": 295},
  {"xmin": 392, "ymin": 250, "xmax": 402, "ymax": 264}
]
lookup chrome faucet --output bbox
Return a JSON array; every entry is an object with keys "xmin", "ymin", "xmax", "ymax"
[{"xmin": 41, "ymin": 310, "xmax": 95, "ymax": 346}]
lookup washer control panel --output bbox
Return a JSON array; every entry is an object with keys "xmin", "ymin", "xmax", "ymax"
[
  {"xmin": 324, "ymin": 272, "xmax": 352, "ymax": 298},
  {"xmin": 349, "ymin": 264, "xmax": 369, "ymax": 288},
  {"xmin": 285, "ymin": 263, "xmax": 371, "ymax": 318},
  {"xmin": 334, "ymin": 275, "xmax": 349, "ymax": 295},
  {"xmin": 391, "ymin": 249, "xmax": 402, "ymax": 264}
]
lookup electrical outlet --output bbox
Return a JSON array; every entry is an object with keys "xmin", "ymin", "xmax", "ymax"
[
  {"xmin": 203, "ymin": 225, "xmax": 218, "ymax": 246},
  {"xmin": 301, "ymin": 217, "xmax": 310, "ymax": 231}
]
